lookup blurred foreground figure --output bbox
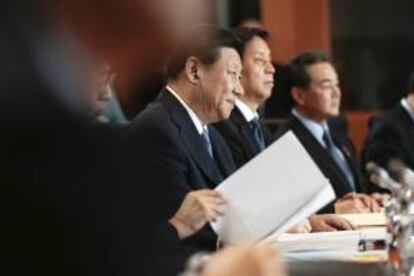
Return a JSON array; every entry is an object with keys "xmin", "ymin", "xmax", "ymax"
[
  {"xmin": 201, "ymin": 245, "xmax": 287, "ymax": 276},
  {"xmin": 0, "ymin": 0, "xmax": 210, "ymax": 275}
]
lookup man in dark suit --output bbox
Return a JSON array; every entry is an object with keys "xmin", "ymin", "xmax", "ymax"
[
  {"xmin": 214, "ymin": 27, "xmax": 274, "ymax": 169},
  {"xmin": 362, "ymin": 70, "xmax": 414, "ymax": 172},
  {"xmin": 276, "ymin": 51, "xmax": 380, "ymax": 214},
  {"xmin": 129, "ymin": 26, "xmax": 243, "ymax": 251}
]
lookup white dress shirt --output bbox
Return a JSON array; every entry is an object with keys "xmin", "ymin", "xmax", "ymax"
[
  {"xmin": 235, "ymin": 99, "xmax": 260, "ymax": 123},
  {"xmin": 166, "ymin": 86, "xmax": 207, "ymax": 134}
]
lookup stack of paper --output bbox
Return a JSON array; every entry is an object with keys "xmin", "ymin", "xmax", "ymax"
[
  {"xmin": 337, "ymin": 213, "xmax": 387, "ymax": 227},
  {"xmin": 211, "ymin": 131, "xmax": 336, "ymax": 245},
  {"xmin": 275, "ymin": 231, "xmax": 361, "ymax": 253}
]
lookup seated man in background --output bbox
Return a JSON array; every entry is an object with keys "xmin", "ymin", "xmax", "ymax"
[
  {"xmin": 276, "ymin": 51, "xmax": 380, "ymax": 214},
  {"xmin": 89, "ymin": 63, "xmax": 114, "ymax": 122},
  {"xmin": 213, "ymin": 27, "xmax": 274, "ymax": 169},
  {"xmin": 362, "ymin": 70, "xmax": 414, "ymax": 176},
  {"xmin": 214, "ymin": 28, "xmax": 355, "ymax": 231}
]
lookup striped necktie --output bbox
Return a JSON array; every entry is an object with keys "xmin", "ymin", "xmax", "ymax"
[
  {"xmin": 249, "ymin": 117, "xmax": 265, "ymax": 151},
  {"xmin": 201, "ymin": 127, "xmax": 213, "ymax": 158}
]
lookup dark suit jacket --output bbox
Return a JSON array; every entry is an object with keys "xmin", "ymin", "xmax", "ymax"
[
  {"xmin": 213, "ymin": 107, "xmax": 272, "ymax": 169},
  {"xmin": 362, "ymin": 104, "xmax": 414, "ymax": 172},
  {"xmin": 129, "ymin": 89, "xmax": 236, "ymax": 251},
  {"xmin": 276, "ymin": 116, "xmax": 366, "ymax": 213}
]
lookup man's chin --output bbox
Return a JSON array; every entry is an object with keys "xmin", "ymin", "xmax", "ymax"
[
  {"xmin": 219, "ymin": 109, "xmax": 233, "ymax": 121},
  {"xmin": 262, "ymin": 91, "xmax": 272, "ymax": 101},
  {"xmin": 329, "ymin": 110, "xmax": 340, "ymax": 117}
]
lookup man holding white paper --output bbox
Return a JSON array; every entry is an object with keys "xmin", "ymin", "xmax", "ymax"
[{"xmin": 130, "ymin": 26, "xmax": 243, "ymax": 252}]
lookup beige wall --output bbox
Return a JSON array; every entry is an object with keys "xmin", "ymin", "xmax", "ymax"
[{"xmin": 261, "ymin": 0, "xmax": 331, "ymax": 63}]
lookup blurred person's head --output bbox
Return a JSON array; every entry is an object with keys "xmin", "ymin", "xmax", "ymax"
[
  {"xmin": 47, "ymin": 0, "xmax": 211, "ymax": 68},
  {"xmin": 3, "ymin": 0, "xmax": 214, "ymax": 117},
  {"xmin": 234, "ymin": 27, "xmax": 275, "ymax": 111},
  {"xmin": 4, "ymin": 0, "xmax": 211, "ymax": 66},
  {"xmin": 290, "ymin": 51, "xmax": 341, "ymax": 123},
  {"xmin": 201, "ymin": 245, "xmax": 287, "ymax": 276},
  {"xmin": 5, "ymin": 0, "xmax": 211, "ymax": 92},
  {"xmin": 166, "ymin": 26, "xmax": 243, "ymax": 124}
]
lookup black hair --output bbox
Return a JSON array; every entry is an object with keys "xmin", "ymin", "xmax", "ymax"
[
  {"xmin": 166, "ymin": 25, "xmax": 242, "ymax": 80},
  {"xmin": 232, "ymin": 27, "xmax": 270, "ymax": 59},
  {"xmin": 289, "ymin": 50, "xmax": 329, "ymax": 89}
]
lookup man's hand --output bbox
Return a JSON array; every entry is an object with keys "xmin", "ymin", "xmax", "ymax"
[
  {"xmin": 371, "ymin": 192, "xmax": 391, "ymax": 207},
  {"xmin": 286, "ymin": 219, "xmax": 312, "ymax": 233},
  {"xmin": 334, "ymin": 192, "xmax": 380, "ymax": 213},
  {"xmin": 309, "ymin": 214, "xmax": 356, "ymax": 232},
  {"xmin": 202, "ymin": 245, "xmax": 287, "ymax": 276},
  {"xmin": 169, "ymin": 189, "xmax": 226, "ymax": 239}
]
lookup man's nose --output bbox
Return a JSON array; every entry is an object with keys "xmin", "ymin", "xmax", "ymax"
[
  {"xmin": 332, "ymin": 84, "xmax": 341, "ymax": 98},
  {"xmin": 234, "ymin": 80, "xmax": 244, "ymax": 96},
  {"xmin": 266, "ymin": 60, "xmax": 275, "ymax": 75}
]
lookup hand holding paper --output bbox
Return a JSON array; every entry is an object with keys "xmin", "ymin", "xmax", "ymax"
[{"xmin": 211, "ymin": 131, "xmax": 336, "ymax": 245}]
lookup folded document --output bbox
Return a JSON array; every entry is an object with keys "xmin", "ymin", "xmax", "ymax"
[{"xmin": 211, "ymin": 131, "xmax": 336, "ymax": 245}]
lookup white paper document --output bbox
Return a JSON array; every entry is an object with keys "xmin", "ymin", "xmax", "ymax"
[
  {"xmin": 337, "ymin": 213, "xmax": 387, "ymax": 227},
  {"xmin": 211, "ymin": 131, "xmax": 336, "ymax": 245},
  {"xmin": 276, "ymin": 230, "xmax": 361, "ymax": 253}
]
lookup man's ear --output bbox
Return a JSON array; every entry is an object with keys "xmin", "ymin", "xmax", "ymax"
[
  {"xmin": 291, "ymin": 87, "xmax": 306, "ymax": 106},
  {"xmin": 185, "ymin": 56, "xmax": 200, "ymax": 84}
]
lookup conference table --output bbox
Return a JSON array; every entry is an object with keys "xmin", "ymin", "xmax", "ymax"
[{"xmin": 277, "ymin": 221, "xmax": 411, "ymax": 276}]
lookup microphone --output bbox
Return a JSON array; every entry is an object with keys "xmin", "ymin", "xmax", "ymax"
[
  {"xmin": 365, "ymin": 161, "xmax": 400, "ymax": 192},
  {"xmin": 387, "ymin": 159, "xmax": 414, "ymax": 188}
]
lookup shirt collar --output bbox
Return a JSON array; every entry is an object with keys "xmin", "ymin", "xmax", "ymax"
[
  {"xmin": 166, "ymin": 86, "xmax": 206, "ymax": 135},
  {"xmin": 292, "ymin": 108, "xmax": 329, "ymax": 147},
  {"xmin": 401, "ymin": 97, "xmax": 414, "ymax": 123},
  {"xmin": 235, "ymin": 99, "xmax": 259, "ymax": 122}
]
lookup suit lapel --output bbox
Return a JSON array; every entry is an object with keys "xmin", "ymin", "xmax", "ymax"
[
  {"xmin": 209, "ymin": 126, "xmax": 236, "ymax": 178},
  {"xmin": 160, "ymin": 90, "xmax": 224, "ymax": 184},
  {"xmin": 290, "ymin": 116, "xmax": 354, "ymax": 196},
  {"xmin": 232, "ymin": 108, "xmax": 261, "ymax": 156}
]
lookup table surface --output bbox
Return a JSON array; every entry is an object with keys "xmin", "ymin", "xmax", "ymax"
[{"xmin": 287, "ymin": 260, "xmax": 395, "ymax": 276}]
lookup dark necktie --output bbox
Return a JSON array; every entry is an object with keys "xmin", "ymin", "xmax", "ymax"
[
  {"xmin": 322, "ymin": 129, "xmax": 355, "ymax": 190},
  {"xmin": 201, "ymin": 128, "xmax": 213, "ymax": 158},
  {"xmin": 249, "ymin": 118, "xmax": 266, "ymax": 151}
]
